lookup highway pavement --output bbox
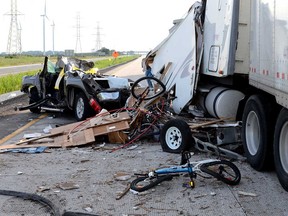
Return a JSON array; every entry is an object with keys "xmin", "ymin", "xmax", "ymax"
[{"xmin": 0, "ymin": 57, "xmax": 287, "ymax": 215}]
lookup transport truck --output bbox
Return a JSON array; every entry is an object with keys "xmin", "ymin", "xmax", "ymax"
[{"xmin": 145, "ymin": 0, "xmax": 288, "ymax": 191}]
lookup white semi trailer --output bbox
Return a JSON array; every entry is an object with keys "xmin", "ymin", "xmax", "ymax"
[{"xmin": 146, "ymin": 0, "xmax": 288, "ymax": 191}]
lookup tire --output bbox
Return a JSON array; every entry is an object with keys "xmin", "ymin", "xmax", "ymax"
[
  {"xmin": 130, "ymin": 175, "xmax": 173, "ymax": 192},
  {"xmin": 160, "ymin": 119, "xmax": 193, "ymax": 153},
  {"xmin": 242, "ymin": 95, "xmax": 275, "ymax": 170},
  {"xmin": 74, "ymin": 92, "xmax": 94, "ymax": 121},
  {"xmin": 200, "ymin": 160, "xmax": 241, "ymax": 185},
  {"xmin": 273, "ymin": 108, "xmax": 288, "ymax": 192},
  {"xmin": 29, "ymin": 87, "xmax": 41, "ymax": 114},
  {"xmin": 131, "ymin": 76, "xmax": 166, "ymax": 100}
]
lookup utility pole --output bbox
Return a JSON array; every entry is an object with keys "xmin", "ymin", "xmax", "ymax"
[
  {"xmin": 51, "ymin": 21, "xmax": 55, "ymax": 55},
  {"xmin": 6, "ymin": 0, "xmax": 22, "ymax": 55},
  {"xmin": 41, "ymin": 0, "xmax": 49, "ymax": 56},
  {"xmin": 75, "ymin": 13, "xmax": 82, "ymax": 53}
]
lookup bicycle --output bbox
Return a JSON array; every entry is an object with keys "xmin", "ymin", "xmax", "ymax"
[
  {"xmin": 130, "ymin": 151, "xmax": 241, "ymax": 192},
  {"xmin": 126, "ymin": 76, "xmax": 170, "ymax": 141}
]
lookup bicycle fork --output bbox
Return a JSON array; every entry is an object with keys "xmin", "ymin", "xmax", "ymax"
[{"xmin": 187, "ymin": 164, "xmax": 197, "ymax": 188}]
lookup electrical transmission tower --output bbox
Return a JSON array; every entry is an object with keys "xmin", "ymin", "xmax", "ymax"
[
  {"xmin": 6, "ymin": 0, "xmax": 22, "ymax": 55},
  {"xmin": 94, "ymin": 22, "xmax": 102, "ymax": 51},
  {"xmin": 75, "ymin": 13, "xmax": 82, "ymax": 53}
]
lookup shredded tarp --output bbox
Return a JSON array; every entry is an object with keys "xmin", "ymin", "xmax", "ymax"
[{"xmin": 0, "ymin": 146, "xmax": 47, "ymax": 154}]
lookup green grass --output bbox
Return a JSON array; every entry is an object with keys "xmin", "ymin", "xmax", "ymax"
[
  {"xmin": 0, "ymin": 71, "xmax": 37, "ymax": 94},
  {"xmin": 0, "ymin": 55, "xmax": 140, "ymax": 94},
  {"xmin": 0, "ymin": 56, "xmax": 57, "ymax": 67},
  {"xmin": 94, "ymin": 55, "xmax": 139, "ymax": 69}
]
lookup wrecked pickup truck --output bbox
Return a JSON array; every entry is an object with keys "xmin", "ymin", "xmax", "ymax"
[{"xmin": 19, "ymin": 56, "xmax": 132, "ymax": 121}]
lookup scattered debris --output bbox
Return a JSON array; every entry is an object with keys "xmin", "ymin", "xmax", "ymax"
[
  {"xmin": 238, "ymin": 191, "xmax": 257, "ymax": 197},
  {"xmin": 127, "ymin": 145, "xmax": 139, "ymax": 150},
  {"xmin": 23, "ymin": 133, "xmax": 42, "ymax": 139},
  {"xmin": 194, "ymin": 194, "xmax": 208, "ymax": 199},
  {"xmin": 114, "ymin": 172, "xmax": 131, "ymax": 181},
  {"xmin": 0, "ymin": 146, "xmax": 48, "ymax": 154},
  {"xmin": 82, "ymin": 204, "xmax": 93, "ymax": 213},
  {"xmin": 57, "ymin": 182, "xmax": 80, "ymax": 190},
  {"xmin": 43, "ymin": 125, "xmax": 53, "ymax": 134},
  {"xmin": 116, "ymin": 183, "xmax": 131, "ymax": 200},
  {"xmin": 0, "ymin": 111, "xmax": 130, "ymax": 151},
  {"xmin": 1, "ymin": 74, "xmax": 245, "ymax": 162},
  {"xmin": 37, "ymin": 186, "xmax": 50, "ymax": 192}
]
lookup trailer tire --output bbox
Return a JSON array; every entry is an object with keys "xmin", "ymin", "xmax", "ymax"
[
  {"xmin": 74, "ymin": 92, "xmax": 94, "ymax": 121},
  {"xmin": 274, "ymin": 108, "xmax": 288, "ymax": 192},
  {"xmin": 242, "ymin": 95, "xmax": 274, "ymax": 170},
  {"xmin": 160, "ymin": 119, "xmax": 193, "ymax": 153}
]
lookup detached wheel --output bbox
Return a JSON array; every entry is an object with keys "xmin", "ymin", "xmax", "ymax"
[
  {"xmin": 274, "ymin": 108, "xmax": 288, "ymax": 192},
  {"xmin": 74, "ymin": 92, "xmax": 94, "ymax": 121},
  {"xmin": 160, "ymin": 119, "xmax": 193, "ymax": 153},
  {"xmin": 242, "ymin": 95, "xmax": 275, "ymax": 170}
]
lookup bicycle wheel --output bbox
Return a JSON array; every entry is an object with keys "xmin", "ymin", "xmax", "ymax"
[
  {"xmin": 130, "ymin": 174, "xmax": 173, "ymax": 192},
  {"xmin": 131, "ymin": 77, "xmax": 166, "ymax": 100},
  {"xmin": 199, "ymin": 160, "xmax": 241, "ymax": 185}
]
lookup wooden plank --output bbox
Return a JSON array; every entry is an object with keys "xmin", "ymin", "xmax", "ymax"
[
  {"xmin": 0, "ymin": 142, "xmax": 63, "ymax": 150},
  {"xmin": 14, "ymin": 120, "xmax": 130, "ymax": 149},
  {"xmin": 0, "ymin": 113, "xmax": 130, "ymax": 150},
  {"xmin": 13, "ymin": 131, "xmax": 64, "ymax": 146},
  {"xmin": 92, "ymin": 121, "xmax": 129, "ymax": 136},
  {"xmin": 51, "ymin": 111, "xmax": 131, "ymax": 135},
  {"xmin": 108, "ymin": 131, "xmax": 128, "ymax": 144},
  {"xmin": 188, "ymin": 118, "xmax": 230, "ymax": 129},
  {"xmin": 64, "ymin": 128, "xmax": 95, "ymax": 147}
]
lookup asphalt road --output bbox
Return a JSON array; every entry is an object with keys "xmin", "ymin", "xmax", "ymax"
[
  {"xmin": 0, "ymin": 63, "xmax": 43, "ymax": 76},
  {"xmin": 0, "ymin": 57, "xmax": 287, "ymax": 215}
]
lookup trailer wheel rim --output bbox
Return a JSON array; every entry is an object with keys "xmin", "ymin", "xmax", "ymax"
[
  {"xmin": 246, "ymin": 111, "xmax": 260, "ymax": 156},
  {"xmin": 279, "ymin": 122, "xmax": 288, "ymax": 173},
  {"xmin": 165, "ymin": 126, "xmax": 182, "ymax": 150},
  {"xmin": 76, "ymin": 97, "xmax": 85, "ymax": 119}
]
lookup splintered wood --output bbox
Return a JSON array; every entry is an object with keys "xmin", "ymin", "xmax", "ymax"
[
  {"xmin": 0, "ymin": 112, "xmax": 131, "ymax": 150},
  {"xmin": 188, "ymin": 117, "xmax": 231, "ymax": 130}
]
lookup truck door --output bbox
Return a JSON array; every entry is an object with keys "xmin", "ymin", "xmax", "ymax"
[{"xmin": 202, "ymin": 0, "xmax": 240, "ymax": 77}]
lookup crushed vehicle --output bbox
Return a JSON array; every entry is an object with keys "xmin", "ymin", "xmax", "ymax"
[
  {"xmin": 19, "ymin": 56, "xmax": 132, "ymax": 121},
  {"xmin": 143, "ymin": 0, "xmax": 288, "ymax": 192}
]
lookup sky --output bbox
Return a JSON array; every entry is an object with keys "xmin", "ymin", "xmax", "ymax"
[{"xmin": 0, "ymin": 0, "xmax": 196, "ymax": 53}]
